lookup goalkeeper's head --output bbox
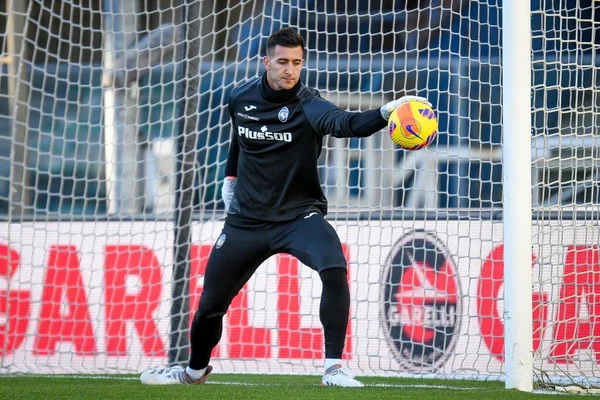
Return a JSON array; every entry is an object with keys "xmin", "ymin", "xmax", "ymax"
[{"xmin": 263, "ymin": 27, "xmax": 305, "ymax": 91}]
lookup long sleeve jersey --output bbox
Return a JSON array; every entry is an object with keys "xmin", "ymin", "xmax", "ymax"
[{"xmin": 224, "ymin": 72, "xmax": 387, "ymax": 223}]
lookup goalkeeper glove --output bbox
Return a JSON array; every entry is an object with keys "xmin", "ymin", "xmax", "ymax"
[
  {"xmin": 380, "ymin": 95, "xmax": 432, "ymax": 120},
  {"xmin": 221, "ymin": 176, "xmax": 236, "ymax": 212}
]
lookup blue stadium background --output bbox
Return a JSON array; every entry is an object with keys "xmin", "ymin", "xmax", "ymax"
[{"xmin": 0, "ymin": 0, "xmax": 597, "ymax": 215}]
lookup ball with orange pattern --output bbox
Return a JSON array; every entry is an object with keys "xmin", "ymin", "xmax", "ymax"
[{"xmin": 387, "ymin": 100, "xmax": 438, "ymax": 150}]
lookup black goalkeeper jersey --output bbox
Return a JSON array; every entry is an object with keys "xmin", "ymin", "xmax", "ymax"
[{"xmin": 224, "ymin": 72, "xmax": 387, "ymax": 223}]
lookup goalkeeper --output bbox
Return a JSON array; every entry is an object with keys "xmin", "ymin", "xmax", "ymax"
[{"xmin": 141, "ymin": 27, "xmax": 428, "ymax": 387}]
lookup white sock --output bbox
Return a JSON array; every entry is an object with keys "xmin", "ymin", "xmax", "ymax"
[
  {"xmin": 185, "ymin": 366, "xmax": 207, "ymax": 380},
  {"xmin": 324, "ymin": 358, "xmax": 342, "ymax": 372}
]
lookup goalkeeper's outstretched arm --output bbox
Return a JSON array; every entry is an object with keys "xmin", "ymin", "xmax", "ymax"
[{"xmin": 302, "ymin": 93, "xmax": 430, "ymax": 139}]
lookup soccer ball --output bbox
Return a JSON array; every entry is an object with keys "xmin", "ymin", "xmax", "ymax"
[{"xmin": 387, "ymin": 100, "xmax": 438, "ymax": 150}]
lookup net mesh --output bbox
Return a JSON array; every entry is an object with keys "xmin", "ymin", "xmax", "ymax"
[
  {"xmin": 530, "ymin": 0, "xmax": 600, "ymax": 390},
  {"xmin": 0, "ymin": 0, "xmax": 598, "ymax": 389}
]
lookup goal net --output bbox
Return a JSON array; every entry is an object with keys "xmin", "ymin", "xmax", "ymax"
[{"xmin": 1, "ymin": 0, "xmax": 599, "ymax": 390}]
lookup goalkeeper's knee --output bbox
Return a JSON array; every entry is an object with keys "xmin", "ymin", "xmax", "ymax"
[{"xmin": 320, "ymin": 267, "xmax": 349, "ymax": 297}]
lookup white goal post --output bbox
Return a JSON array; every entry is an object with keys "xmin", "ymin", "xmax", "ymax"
[
  {"xmin": 1, "ymin": 0, "xmax": 600, "ymax": 393},
  {"xmin": 502, "ymin": 0, "xmax": 532, "ymax": 392}
]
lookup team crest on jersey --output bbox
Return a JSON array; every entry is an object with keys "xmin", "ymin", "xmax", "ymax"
[
  {"xmin": 380, "ymin": 230, "xmax": 461, "ymax": 372},
  {"xmin": 278, "ymin": 106, "xmax": 289, "ymax": 122},
  {"xmin": 215, "ymin": 234, "xmax": 226, "ymax": 249}
]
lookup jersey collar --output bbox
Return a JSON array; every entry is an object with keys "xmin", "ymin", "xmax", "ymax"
[{"xmin": 259, "ymin": 71, "xmax": 302, "ymax": 103}]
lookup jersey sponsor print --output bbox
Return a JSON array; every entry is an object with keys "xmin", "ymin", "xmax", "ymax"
[
  {"xmin": 237, "ymin": 125, "xmax": 292, "ymax": 142},
  {"xmin": 236, "ymin": 112, "xmax": 260, "ymax": 121},
  {"xmin": 380, "ymin": 230, "xmax": 461, "ymax": 372}
]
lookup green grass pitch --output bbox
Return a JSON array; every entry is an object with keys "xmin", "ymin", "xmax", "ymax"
[{"xmin": 0, "ymin": 374, "xmax": 590, "ymax": 399}]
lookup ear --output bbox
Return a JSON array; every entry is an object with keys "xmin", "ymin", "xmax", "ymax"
[{"xmin": 263, "ymin": 55, "xmax": 270, "ymax": 70}]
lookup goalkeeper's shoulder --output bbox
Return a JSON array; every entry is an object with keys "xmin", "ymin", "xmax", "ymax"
[
  {"xmin": 297, "ymin": 84, "xmax": 321, "ymax": 104},
  {"xmin": 229, "ymin": 76, "xmax": 261, "ymax": 99}
]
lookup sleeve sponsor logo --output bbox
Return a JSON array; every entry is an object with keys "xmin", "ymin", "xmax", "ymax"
[
  {"xmin": 215, "ymin": 234, "xmax": 226, "ymax": 249},
  {"xmin": 380, "ymin": 230, "xmax": 461, "ymax": 372}
]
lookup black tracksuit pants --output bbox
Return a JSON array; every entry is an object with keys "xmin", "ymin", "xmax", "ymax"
[{"xmin": 188, "ymin": 212, "xmax": 350, "ymax": 369}]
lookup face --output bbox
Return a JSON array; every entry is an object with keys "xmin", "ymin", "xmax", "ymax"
[{"xmin": 263, "ymin": 45, "xmax": 304, "ymax": 91}]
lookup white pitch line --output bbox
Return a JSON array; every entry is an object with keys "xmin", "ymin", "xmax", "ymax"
[{"xmin": 0, "ymin": 375, "xmax": 485, "ymax": 390}]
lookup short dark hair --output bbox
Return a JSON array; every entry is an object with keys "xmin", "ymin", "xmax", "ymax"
[{"xmin": 266, "ymin": 27, "xmax": 305, "ymax": 56}]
